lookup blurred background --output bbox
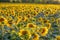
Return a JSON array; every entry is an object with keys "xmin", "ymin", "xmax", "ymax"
[{"xmin": 0, "ymin": 0, "xmax": 60, "ymax": 4}]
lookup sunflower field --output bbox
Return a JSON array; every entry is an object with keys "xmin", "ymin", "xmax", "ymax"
[{"xmin": 0, "ymin": 3, "xmax": 60, "ymax": 40}]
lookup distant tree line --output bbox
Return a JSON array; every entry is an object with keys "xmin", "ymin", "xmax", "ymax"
[{"xmin": 0, "ymin": 0, "xmax": 60, "ymax": 4}]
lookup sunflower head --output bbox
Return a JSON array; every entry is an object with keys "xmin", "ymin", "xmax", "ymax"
[
  {"xmin": 26, "ymin": 14, "xmax": 31, "ymax": 18},
  {"xmin": 43, "ymin": 20, "xmax": 50, "ymax": 23},
  {"xmin": 45, "ymin": 23, "xmax": 51, "ymax": 29},
  {"xmin": 11, "ymin": 10, "xmax": 15, "ymax": 16},
  {"xmin": 32, "ymin": 33, "xmax": 39, "ymax": 40},
  {"xmin": 16, "ymin": 16, "xmax": 22, "ymax": 24},
  {"xmin": 19, "ymin": 29, "xmax": 31, "ymax": 39},
  {"xmin": 44, "ymin": 9, "xmax": 51, "ymax": 16},
  {"xmin": 18, "ymin": 16, "xmax": 22, "ymax": 21},
  {"xmin": 27, "ymin": 23, "xmax": 36, "ymax": 29},
  {"xmin": 50, "ymin": 17, "xmax": 55, "ymax": 22},
  {"xmin": 22, "ymin": 16, "xmax": 28, "ymax": 22},
  {"xmin": 56, "ymin": 35, "xmax": 60, "ymax": 40},
  {"xmin": 56, "ymin": 18, "xmax": 60, "ymax": 25},
  {"xmin": 39, "ymin": 27, "xmax": 48, "ymax": 36},
  {"xmin": 0, "ymin": 18, "xmax": 4, "ymax": 22},
  {"xmin": 38, "ymin": 17, "xmax": 43, "ymax": 22},
  {"xmin": 19, "ymin": 29, "xmax": 27, "ymax": 35},
  {"xmin": 32, "ymin": 12, "xmax": 38, "ymax": 17}
]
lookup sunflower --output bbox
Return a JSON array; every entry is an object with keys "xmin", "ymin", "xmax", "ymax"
[
  {"xmin": 22, "ymin": 16, "xmax": 28, "ymax": 22},
  {"xmin": 0, "ymin": 16, "xmax": 5, "ymax": 25},
  {"xmin": 38, "ymin": 17, "xmax": 43, "ymax": 22},
  {"xmin": 0, "ymin": 16, "xmax": 7, "ymax": 24},
  {"xmin": 32, "ymin": 33, "xmax": 39, "ymax": 40},
  {"xmin": 34, "ymin": 7, "xmax": 40, "ymax": 13},
  {"xmin": 38, "ymin": 17, "xmax": 44, "ymax": 25},
  {"xmin": 51, "ymin": 9, "xmax": 57, "ymax": 15},
  {"xmin": 0, "ymin": 18, "xmax": 4, "ymax": 22},
  {"xmin": 0, "ymin": 10, "xmax": 5, "ymax": 14},
  {"xmin": 56, "ymin": 18, "xmax": 60, "ymax": 26},
  {"xmin": 16, "ymin": 16, "xmax": 22, "ymax": 24},
  {"xmin": 39, "ymin": 27, "xmax": 48, "ymax": 36},
  {"xmin": 55, "ymin": 35, "xmax": 60, "ymax": 40},
  {"xmin": 45, "ymin": 23, "xmax": 51, "ymax": 29},
  {"xmin": 3, "ymin": 17, "xmax": 12, "ymax": 28},
  {"xmin": 43, "ymin": 20, "xmax": 50, "ymax": 24},
  {"xmin": 26, "ymin": 23, "xmax": 36, "ymax": 29},
  {"xmin": 32, "ymin": 11, "xmax": 38, "ymax": 17},
  {"xmin": 50, "ymin": 17, "xmax": 55, "ymax": 22},
  {"xmin": 43, "ymin": 9, "xmax": 51, "ymax": 16},
  {"xmin": 19, "ymin": 29, "xmax": 31, "ymax": 39},
  {"xmin": 10, "ymin": 10, "xmax": 15, "ymax": 16},
  {"xmin": 26, "ymin": 14, "xmax": 31, "ymax": 18}
]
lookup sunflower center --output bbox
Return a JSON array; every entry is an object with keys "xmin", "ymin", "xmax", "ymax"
[
  {"xmin": 29, "ymin": 24, "xmax": 34, "ymax": 28},
  {"xmin": 41, "ymin": 29, "xmax": 45, "ymax": 33},
  {"xmin": 0, "ymin": 18, "xmax": 4, "ymax": 22},
  {"xmin": 22, "ymin": 31, "xmax": 28, "ymax": 35}
]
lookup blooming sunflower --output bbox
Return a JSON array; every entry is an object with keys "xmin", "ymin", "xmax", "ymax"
[
  {"xmin": 32, "ymin": 11, "xmax": 38, "ymax": 17},
  {"xmin": 0, "ymin": 10, "xmax": 5, "ymax": 14},
  {"xmin": 22, "ymin": 16, "xmax": 28, "ymax": 22},
  {"xmin": 16, "ymin": 16, "xmax": 22, "ymax": 24},
  {"xmin": 43, "ymin": 9, "xmax": 51, "ymax": 16},
  {"xmin": 45, "ymin": 23, "xmax": 51, "ymax": 29},
  {"xmin": 26, "ymin": 23, "xmax": 36, "ymax": 29},
  {"xmin": 19, "ymin": 29, "xmax": 31, "ymax": 39},
  {"xmin": 55, "ymin": 35, "xmax": 60, "ymax": 40},
  {"xmin": 0, "ymin": 16, "xmax": 5, "ymax": 25},
  {"xmin": 43, "ymin": 20, "xmax": 50, "ymax": 24},
  {"xmin": 38, "ymin": 17, "xmax": 43, "ymax": 22},
  {"xmin": 51, "ymin": 8, "xmax": 57, "ymax": 15},
  {"xmin": 10, "ymin": 10, "xmax": 15, "ymax": 16},
  {"xmin": 39, "ymin": 27, "xmax": 48, "ymax": 36},
  {"xmin": 3, "ymin": 17, "xmax": 13, "ymax": 28},
  {"xmin": 50, "ymin": 17, "xmax": 55, "ymax": 22},
  {"xmin": 26, "ymin": 14, "xmax": 31, "ymax": 18},
  {"xmin": 56, "ymin": 18, "xmax": 60, "ymax": 26},
  {"xmin": 32, "ymin": 33, "xmax": 39, "ymax": 40},
  {"xmin": 0, "ymin": 18, "xmax": 4, "ymax": 22}
]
